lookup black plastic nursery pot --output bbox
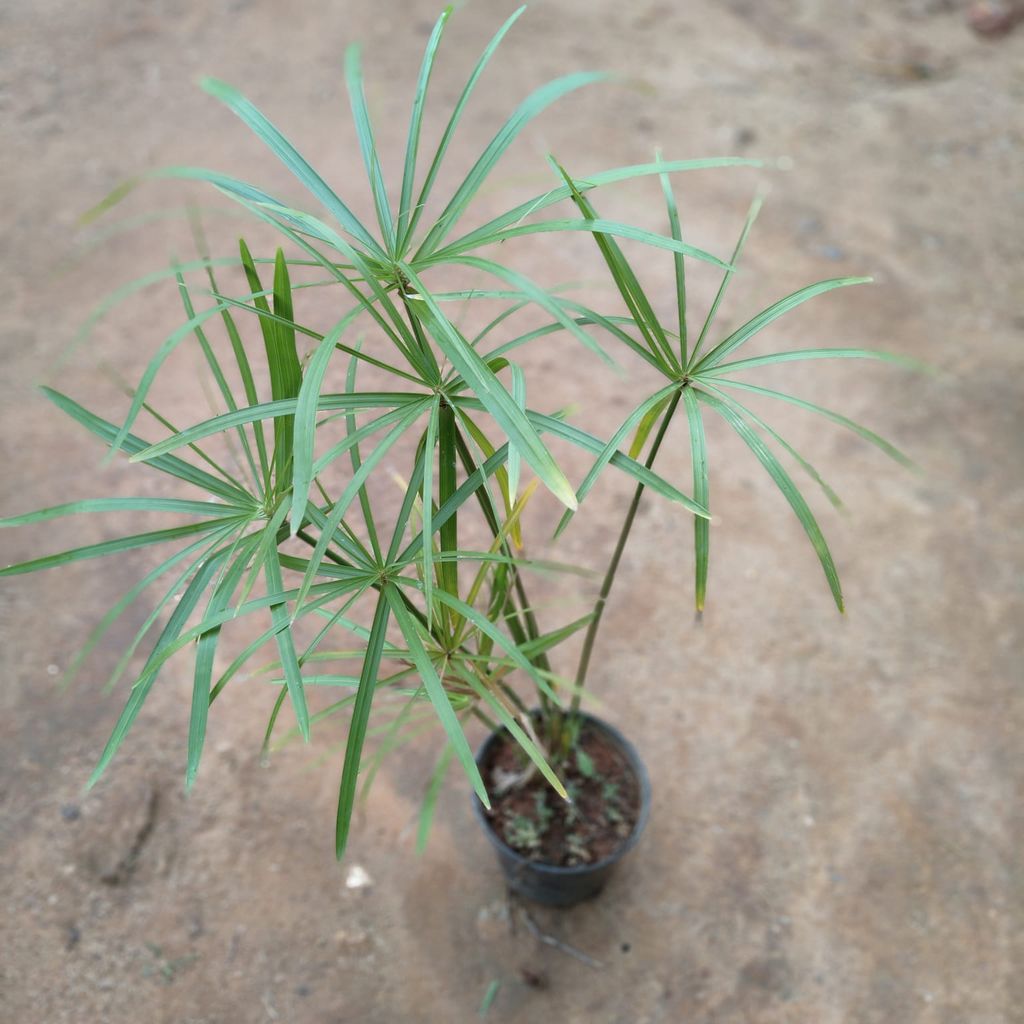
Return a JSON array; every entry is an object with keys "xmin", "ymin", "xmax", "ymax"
[{"xmin": 471, "ymin": 713, "xmax": 651, "ymax": 907}]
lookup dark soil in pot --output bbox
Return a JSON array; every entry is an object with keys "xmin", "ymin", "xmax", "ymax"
[
  {"xmin": 482, "ymin": 721, "xmax": 641, "ymax": 866},
  {"xmin": 472, "ymin": 713, "xmax": 650, "ymax": 906}
]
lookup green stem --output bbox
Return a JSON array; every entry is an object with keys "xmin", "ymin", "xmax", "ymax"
[{"xmin": 570, "ymin": 390, "xmax": 681, "ymax": 715}]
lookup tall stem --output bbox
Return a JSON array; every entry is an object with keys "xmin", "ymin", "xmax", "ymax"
[{"xmin": 570, "ymin": 390, "xmax": 681, "ymax": 714}]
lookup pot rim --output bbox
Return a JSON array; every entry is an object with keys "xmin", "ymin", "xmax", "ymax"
[{"xmin": 470, "ymin": 710, "xmax": 651, "ymax": 876}]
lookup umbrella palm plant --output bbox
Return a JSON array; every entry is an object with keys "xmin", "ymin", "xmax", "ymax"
[{"xmin": 0, "ymin": 6, "xmax": 912, "ymax": 860}]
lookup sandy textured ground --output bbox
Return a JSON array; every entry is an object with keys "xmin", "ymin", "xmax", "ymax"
[{"xmin": 1, "ymin": 1, "xmax": 1021, "ymax": 1021}]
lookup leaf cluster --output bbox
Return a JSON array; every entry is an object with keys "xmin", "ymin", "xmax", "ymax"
[{"xmin": 1, "ymin": 7, "xmax": 913, "ymax": 857}]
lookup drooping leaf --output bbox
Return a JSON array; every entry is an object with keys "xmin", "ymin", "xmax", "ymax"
[
  {"xmin": 695, "ymin": 388, "xmax": 844, "ymax": 611},
  {"xmin": 187, "ymin": 533, "xmax": 262, "ymax": 787},
  {"xmin": 88, "ymin": 547, "xmax": 232, "ymax": 788},
  {"xmin": 682, "ymin": 387, "xmax": 709, "ymax": 611},
  {"xmin": 385, "ymin": 583, "xmax": 489, "ymax": 806},
  {"xmin": 336, "ymin": 590, "xmax": 391, "ymax": 859},
  {"xmin": 263, "ymin": 541, "xmax": 310, "ymax": 742}
]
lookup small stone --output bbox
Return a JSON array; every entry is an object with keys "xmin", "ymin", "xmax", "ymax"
[
  {"xmin": 47, "ymin": 664, "xmax": 59, "ymax": 676},
  {"xmin": 334, "ymin": 927, "xmax": 371, "ymax": 953},
  {"xmin": 818, "ymin": 244, "xmax": 846, "ymax": 262},
  {"xmin": 60, "ymin": 804, "xmax": 81, "ymax": 822},
  {"xmin": 476, "ymin": 901, "xmax": 510, "ymax": 943},
  {"xmin": 345, "ymin": 865, "xmax": 372, "ymax": 890},
  {"xmin": 968, "ymin": 0, "xmax": 1024, "ymax": 37}
]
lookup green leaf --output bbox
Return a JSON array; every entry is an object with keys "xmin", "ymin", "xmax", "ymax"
[
  {"xmin": 553, "ymin": 162, "xmax": 678, "ymax": 371},
  {"xmin": 507, "ymin": 363, "xmax": 525, "ymax": 506},
  {"xmin": 689, "ymin": 191, "xmax": 762, "ymax": 369},
  {"xmin": 288, "ymin": 306, "xmax": 365, "ymax": 534},
  {"xmin": 0, "ymin": 497, "xmax": 246, "ymax": 527},
  {"xmin": 682, "ymin": 387, "xmax": 710, "ymax": 611},
  {"xmin": 102, "ymin": 302, "xmax": 241, "ymax": 461},
  {"xmin": 628, "ymin": 393, "xmax": 673, "ymax": 460},
  {"xmin": 657, "ymin": 153, "xmax": 687, "ymax": 363},
  {"xmin": 509, "ymin": 406, "xmax": 709, "ymax": 515},
  {"xmin": 199, "ymin": 77, "xmax": 383, "ymax": 256},
  {"xmin": 704, "ymin": 377, "xmax": 914, "ymax": 469},
  {"xmin": 400, "ymin": 267, "xmax": 577, "ymax": 511},
  {"xmin": 696, "ymin": 346, "xmax": 922, "ymax": 376},
  {"xmin": 386, "ymin": 433, "xmax": 427, "ymax": 565},
  {"xmin": 238, "ymin": 242, "xmax": 304, "ymax": 493},
  {"xmin": 397, "ymin": 7, "xmax": 452, "ymax": 252},
  {"xmin": 440, "ymin": 156, "xmax": 761, "ymax": 257},
  {"xmin": 482, "ymin": 300, "xmax": 651, "ymax": 371},
  {"xmin": 104, "ymin": 524, "xmax": 244, "ymax": 694},
  {"xmin": 72, "ymin": 256, "xmax": 240, "ymax": 360},
  {"xmin": 297, "ymin": 403, "xmax": 428, "ymax": 612},
  {"xmin": 235, "ymin": 200, "xmax": 430, "ymax": 377},
  {"xmin": 345, "ymin": 44, "xmax": 395, "ymax": 252},
  {"xmin": 63, "ymin": 530, "xmax": 232, "ymax": 690},
  {"xmin": 195, "ymin": 245, "xmax": 272, "ymax": 491},
  {"xmin": 693, "ymin": 277, "xmax": 873, "ymax": 373},
  {"xmin": 336, "ymin": 589, "xmax": 391, "ymax": 859},
  {"xmin": 436, "ymin": 400, "xmax": 460, "ymax": 610},
  {"xmin": 312, "ymin": 405, "xmax": 421, "ymax": 478},
  {"xmin": 435, "ymin": 216, "xmax": 730, "ymax": 271},
  {"xmin": 575, "ymin": 747, "xmax": 596, "ymax": 779},
  {"xmin": 518, "ymin": 613, "xmax": 595, "ymax": 661},
  {"xmin": 555, "ymin": 382, "xmax": 685, "ymax": 538},
  {"xmin": 442, "ymin": 256, "xmax": 615, "ymax": 366},
  {"xmin": 187, "ymin": 533, "xmax": 261, "ymax": 788},
  {"xmin": 173, "ymin": 262, "xmax": 263, "ymax": 491},
  {"xmin": 402, "ymin": 6, "xmax": 527, "ymax": 248},
  {"xmin": 421, "ymin": 395, "xmax": 441, "ymax": 627},
  {"xmin": 129, "ymin": 391, "xmax": 426, "ymax": 462},
  {"xmin": 88, "ymin": 548, "xmax": 231, "ymax": 788},
  {"xmin": 448, "ymin": 659, "xmax": 566, "ymax": 800},
  {"xmin": 414, "ymin": 71, "xmax": 609, "ymax": 259},
  {"xmin": 398, "ymin": 580, "xmax": 563, "ymax": 712},
  {"xmin": 209, "ymin": 580, "xmax": 370, "ymax": 706},
  {"xmin": 417, "ymin": 741, "xmax": 455, "ymax": 853},
  {"xmin": 696, "ymin": 388, "xmax": 844, "ymax": 611},
  {"xmin": 699, "ymin": 381, "xmax": 843, "ymax": 510},
  {"xmin": 0, "ymin": 520, "xmax": 240, "ymax": 577},
  {"xmin": 342, "ymin": 342, "xmax": 384, "ymax": 564},
  {"xmin": 264, "ymin": 542, "xmax": 310, "ymax": 742},
  {"xmin": 385, "ymin": 584, "xmax": 489, "ymax": 805},
  {"xmin": 454, "ymin": 410, "xmax": 514, "ymax": 537}
]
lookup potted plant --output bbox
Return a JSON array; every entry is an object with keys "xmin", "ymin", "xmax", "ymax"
[{"xmin": 0, "ymin": 7, "xmax": 911, "ymax": 907}]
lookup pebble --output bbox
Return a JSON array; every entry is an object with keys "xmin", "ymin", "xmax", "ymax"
[
  {"xmin": 333, "ymin": 927, "xmax": 371, "ymax": 953},
  {"xmin": 345, "ymin": 865, "xmax": 372, "ymax": 890},
  {"xmin": 476, "ymin": 901, "xmax": 510, "ymax": 943}
]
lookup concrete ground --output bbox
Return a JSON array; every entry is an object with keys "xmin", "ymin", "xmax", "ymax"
[{"xmin": 1, "ymin": 1, "xmax": 1021, "ymax": 1021}]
